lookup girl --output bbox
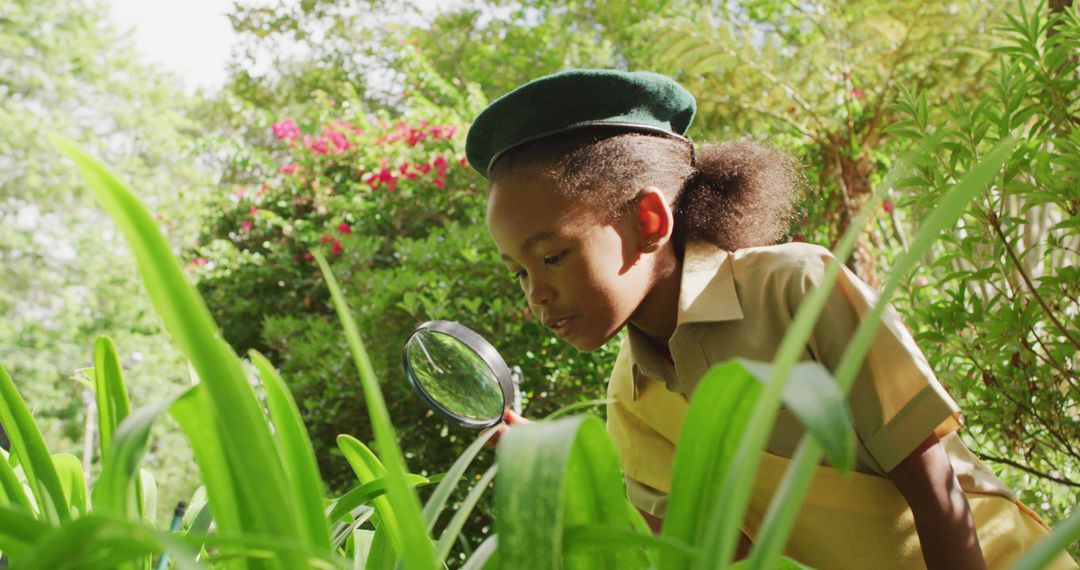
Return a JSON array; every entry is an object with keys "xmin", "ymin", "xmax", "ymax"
[{"xmin": 465, "ymin": 69, "xmax": 1075, "ymax": 569}]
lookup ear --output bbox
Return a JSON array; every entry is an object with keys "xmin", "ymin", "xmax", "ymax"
[{"xmin": 635, "ymin": 188, "xmax": 673, "ymax": 253}]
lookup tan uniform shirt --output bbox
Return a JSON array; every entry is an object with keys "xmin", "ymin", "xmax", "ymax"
[{"xmin": 604, "ymin": 241, "xmax": 1064, "ymax": 567}]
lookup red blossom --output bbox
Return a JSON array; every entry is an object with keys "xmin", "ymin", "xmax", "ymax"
[
  {"xmin": 279, "ymin": 161, "xmax": 296, "ymax": 174},
  {"xmin": 417, "ymin": 162, "xmax": 431, "ymax": 174},
  {"xmin": 241, "ymin": 220, "xmax": 253, "ymax": 231},
  {"xmin": 195, "ymin": 257, "xmax": 208, "ymax": 266},
  {"xmin": 458, "ymin": 155, "xmax": 468, "ymax": 167},
  {"xmin": 321, "ymin": 234, "xmax": 333, "ymax": 244},
  {"xmin": 304, "ymin": 252, "xmax": 314, "ymax": 260},
  {"xmin": 433, "ymin": 177, "xmax": 445, "ymax": 189},
  {"xmin": 271, "ymin": 119, "xmax": 301, "ymax": 141},
  {"xmin": 883, "ymin": 200, "xmax": 894, "ymax": 214},
  {"xmin": 337, "ymin": 222, "xmax": 351, "ymax": 235},
  {"xmin": 330, "ymin": 239, "xmax": 342, "ymax": 255},
  {"xmin": 248, "ymin": 206, "xmax": 258, "ymax": 215},
  {"xmin": 852, "ymin": 87, "xmax": 865, "ymax": 100},
  {"xmin": 433, "ymin": 155, "xmax": 448, "ymax": 172}
]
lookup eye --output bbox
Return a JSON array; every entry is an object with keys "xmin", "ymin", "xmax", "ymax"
[
  {"xmin": 512, "ymin": 268, "xmax": 527, "ymax": 281},
  {"xmin": 543, "ymin": 251, "xmax": 566, "ymax": 266}
]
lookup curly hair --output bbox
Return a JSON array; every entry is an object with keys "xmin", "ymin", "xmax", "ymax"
[{"xmin": 489, "ymin": 127, "xmax": 801, "ymax": 252}]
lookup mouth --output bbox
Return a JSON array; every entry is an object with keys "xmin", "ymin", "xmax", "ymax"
[{"xmin": 544, "ymin": 315, "xmax": 575, "ymax": 337}]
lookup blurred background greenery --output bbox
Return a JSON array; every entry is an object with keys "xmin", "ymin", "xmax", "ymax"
[{"xmin": 2, "ymin": 0, "xmax": 1076, "ymax": 562}]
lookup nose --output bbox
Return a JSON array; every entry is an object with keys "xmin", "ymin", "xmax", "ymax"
[{"xmin": 526, "ymin": 275, "xmax": 555, "ymax": 307}]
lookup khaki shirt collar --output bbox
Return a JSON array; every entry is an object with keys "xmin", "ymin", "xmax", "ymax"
[{"xmin": 627, "ymin": 242, "xmax": 744, "ymax": 399}]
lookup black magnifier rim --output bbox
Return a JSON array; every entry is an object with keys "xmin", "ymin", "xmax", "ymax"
[{"xmin": 402, "ymin": 320, "xmax": 514, "ymax": 429}]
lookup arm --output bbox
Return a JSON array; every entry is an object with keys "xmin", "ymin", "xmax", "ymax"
[{"xmin": 887, "ymin": 435, "xmax": 986, "ymax": 570}]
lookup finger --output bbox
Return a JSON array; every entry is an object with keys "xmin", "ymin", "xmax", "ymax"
[{"xmin": 503, "ymin": 409, "xmax": 530, "ymax": 425}]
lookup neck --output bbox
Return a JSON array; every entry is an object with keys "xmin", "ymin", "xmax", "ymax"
[{"xmin": 629, "ymin": 245, "xmax": 682, "ymax": 349}]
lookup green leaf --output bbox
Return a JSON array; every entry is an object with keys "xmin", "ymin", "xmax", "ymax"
[
  {"xmin": 327, "ymin": 474, "xmax": 431, "ymax": 527},
  {"xmin": 1009, "ymin": 508, "xmax": 1080, "ymax": 570},
  {"xmin": 93, "ymin": 336, "xmax": 132, "ymax": 462},
  {"xmin": 0, "ymin": 449, "xmax": 33, "ymax": 513},
  {"xmin": 55, "ymin": 136, "xmax": 320, "ymax": 566},
  {"xmin": 0, "ymin": 505, "xmax": 53, "ymax": 561},
  {"xmin": 496, "ymin": 415, "xmax": 640, "ymax": 569},
  {"xmin": 94, "ymin": 393, "xmax": 182, "ymax": 521},
  {"xmin": 338, "ymin": 435, "xmax": 404, "ymax": 554},
  {"xmin": 315, "ymin": 250, "xmax": 437, "ymax": 570},
  {"xmin": 737, "ymin": 360, "xmax": 854, "ymax": 472},
  {"xmin": 0, "ymin": 362, "xmax": 69, "ymax": 524},
  {"xmin": 421, "ymin": 426, "xmax": 498, "ymax": 531},
  {"xmin": 434, "ymin": 465, "xmax": 496, "ymax": 564},
  {"xmin": 249, "ymin": 350, "xmax": 332, "ymax": 549},
  {"xmin": 23, "ymin": 514, "xmax": 201, "ymax": 570},
  {"xmin": 51, "ymin": 454, "xmax": 87, "ymax": 518}
]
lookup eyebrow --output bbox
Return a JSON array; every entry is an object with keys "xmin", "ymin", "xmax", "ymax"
[{"xmin": 500, "ymin": 230, "xmax": 556, "ymax": 261}]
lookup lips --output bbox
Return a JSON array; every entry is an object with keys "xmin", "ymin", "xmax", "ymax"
[{"xmin": 543, "ymin": 315, "xmax": 575, "ymax": 337}]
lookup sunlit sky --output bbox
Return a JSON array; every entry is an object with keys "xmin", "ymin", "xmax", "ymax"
[{"xmin": 104, "ymin": 0, "xmax": 237, "ymax": 91}]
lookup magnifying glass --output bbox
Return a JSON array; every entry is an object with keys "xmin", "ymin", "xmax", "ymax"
[{"xmin": 402, "ymin": 320, "xmax": 522, "ymax": 428}]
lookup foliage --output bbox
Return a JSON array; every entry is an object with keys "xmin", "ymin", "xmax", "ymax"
[
  {"xmin": 0, "ymin": 0, "xmax": 213, "ymax": 525},
  {"xmin": 883, "ymin": 1, "xmax": 1080, "ymax": 538}
]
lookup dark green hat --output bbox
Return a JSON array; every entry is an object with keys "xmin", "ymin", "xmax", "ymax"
[{"xmin": 465, "ymin": 69, "xmax": 696, "ymax": 178}]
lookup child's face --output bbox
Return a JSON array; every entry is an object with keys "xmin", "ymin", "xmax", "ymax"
[{"xmin": 487, "ymin": 166, "xmax": 654, "ymax": 352}]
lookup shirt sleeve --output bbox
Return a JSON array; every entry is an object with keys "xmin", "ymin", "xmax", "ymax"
[{"xmin": 791, "ymin": 248, "xmax": 963, "ymax": 473}]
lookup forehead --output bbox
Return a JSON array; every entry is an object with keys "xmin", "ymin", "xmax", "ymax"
[{"xmin": 486, "ymin": 166, "xmax": 599, "ymax": 249}]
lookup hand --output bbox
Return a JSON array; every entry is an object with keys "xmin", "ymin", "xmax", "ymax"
[{"xmin": 486, "ymin": 409, "xmax": 530, "ymax": 448}]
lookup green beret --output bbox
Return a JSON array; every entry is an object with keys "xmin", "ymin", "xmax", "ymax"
[{"xmin": 465, "ymin": 69, "xmax": 696, "ymax": 178}]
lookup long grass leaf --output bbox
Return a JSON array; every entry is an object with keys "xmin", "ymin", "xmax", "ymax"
[
  {"xmin": 746, "ymin": 137, "xmax": 1018, "ymax": 567},
  {"xmin": 95, "ymin": 394, "xmax": 182, "ymax": 519},
  {"xmin": 1009, "ymin": 508, "xmax": 1080, "ymax": 570},
  {"xmin": 249, "ymin": 350, "xmax": 332, "ymax": 549},
  {"xmin": 0, "ymin": 362, "xmax": 69, "ymax": 524},
  {"xmin": 55, "ymin": 137, "xmax": 316, "ymax": 566},
  {"xmin": 497, "ymin": 415, "xmax": 638, "ymax": 569},
  {"xmin": 338, "ymin": 435, "xmax": 404, "ymax": 554},
  {"xmin": 421, "ymin": 427, "xmax": 497, "ymax": 531},
  {"xmin": 460, "ymin": 535, "xmax": 498, "ymax": 570},
  {"xmin": 434, "ymin": 465, "xmax": 496, "ymax": 564},
  {"xmin": 94, "ymin": 336, "xmax": 132, "ymax": 461},
  {"xmin": 0, "ymin": 505, "xmax": 53, "ymax": 560},
  {"xmin": 51, "ymin": 453, "xmax": 87, "ymax": 518},
  {"xmin": 314, "ymin": 250, "xmax": 436, "ymax": 570},
  {"xmin": 24, "ymin": 514, "xmax": 202, "ymax": 570},
  {"xmin": 0, "ymin": 449, "xmax": 32, "ymax": 513},
  {"xmin": 328, "ymin": 474, "xmax": 430, "ymax": 526}
]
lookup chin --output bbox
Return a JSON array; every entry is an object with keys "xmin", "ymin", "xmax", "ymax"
[{"xmin": 568, "ymin": 326, "xmax": 621, "ymax": 353}]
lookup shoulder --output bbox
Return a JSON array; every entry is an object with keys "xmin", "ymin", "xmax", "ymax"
[{"xmin": 729, "ymin": 242, "xmax": 835, "ymax": 286}]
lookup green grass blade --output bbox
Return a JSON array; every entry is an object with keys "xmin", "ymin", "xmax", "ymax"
[
  {"xmin": 659, "ymin": 361, "xmax": 763, "ymax": 570},
  {"xmin": 55, "ymin": 136, "xmax": 318, "ymax": 565},
  {"xmin": 563, "ymin": 524, "xmax": 698, "ymax": 561},
  {"xmin": 496, "ymin": 415, "xmax": 638, "ymax": 569},
  {"xmin": 315, "ymin": 250, "xmax": 436, "ymax": 570},
  {"xmin": 338, "ymin": 435, "xmax": 405, "ymax": 554},
  {"xmin": 249, "ymin": 350, "xmax": 332, "ymax": 548},
  {"xmin": 746, "ymin": 136, "xmax": 1018, "ymax": 569},
  {"xmin": 0, "ymin": 449, "xmax": 33, "ymax": 513},
  {"xmin": 51, "ymin": 453, "xmax": 87, "ymax": 518},
  {"xmin": 94, "ymin": 394, "xmax": 181, "ymax": 519},
  {"xmin": 328, "ymin": 474, "xmax": 430, "ymax": 527},
  {"xmin": 434, "ymin": 465, "xmax": 496, "ymax": 564},
  {"xmin": 421, "ymin": 426, "xmax": 497, "ymax": 531},
  {"xmin": 1009, "ymin": 508, "xmax": 1080, "ymax": 570},
  {"xmin": 24, "ymin": 514, "xmax": 202, "ymax": 570},
  {"xmin": 0, "ymin": 505, "xmax": 54, "ymax": 560},
  {"xmin": 460, "ymin": 535, "xmax": 498, "ymax": 570},
  {"xmin": 0, "ymin": 362, "xmax": 69, "ymax": 524},
  {"xmin": 140, "ymin": 468, "xmax": 156, "ymax": 527},
  {"xmin": 94, "ymin": 336, "xmax": 132, "ymax": 461},
  {"xmin": 677, "ymin": 167, "xmax": 884, "ymax": 569},
  {"xmin": 738, "ymin": 360, "xmax": 854, "ymax": 471}
]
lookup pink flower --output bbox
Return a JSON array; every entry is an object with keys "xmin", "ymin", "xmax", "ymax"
[
  {"xmin": 918, "ymin": 277, "xmax": 929, "ymax": 286},
  {"xmin": 248, "ymin": 206, "xmax": 258, "ymax": 216},
  {"xmin": 304, "ymin": 252, "xmax": 314, "ymax": 260},
  {"xmin": 330, "ymin": 239, "xmax": 342, "ymax": 255},
  {"xmin": 241, "ymin": 220, "xmax": 253, "ymax": 231},
  {"xmin": 883, "ymin": 200, "xmax": 894, "ymax": 214},
  {"xmin": 321, "ymin": 234, "xmax": 333, "ymax": 244},
  {"xmin": 271, "ymin": 119, "xmax": 301, "ymax": 141},
  {"xmin": 852, "ymin": 87, "xmax": 865, "ymax": 100},
  {"xmin": 281, "ymin": 163, "xmax": 298, "ymax": 175},
  {"xmin": 324, "ymin": 129, "xmax": 350, "ymax": 152},
  {"xmin": 433, "ymin": 155, "xmax": 448, "ymax": 172},
  {"xmin": 458, "ymin": 155, "xmax": 468, "ymax": 167},
  {"xmin": 310, "ymin": 139, "xmax": 329, "ymax": 155},
  {"xmin": 195, "ymin": 257, "xmax": 208, "ymax": 266},
  {"xmin": 417, "ymin": 162, "xmax": 431, "ymax": 174},
  {"xmin": 337, "ymin": 222, "xmax": 351, "ymax": 235},
  {"xmin": 433, "ymin": 177, "xmax": 445, "ymax": 189}
]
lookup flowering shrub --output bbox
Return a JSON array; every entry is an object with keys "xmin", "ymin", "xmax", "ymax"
[{"xmin": 190, "ymin": 102, "xmax": 618, "ymax": 552}]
